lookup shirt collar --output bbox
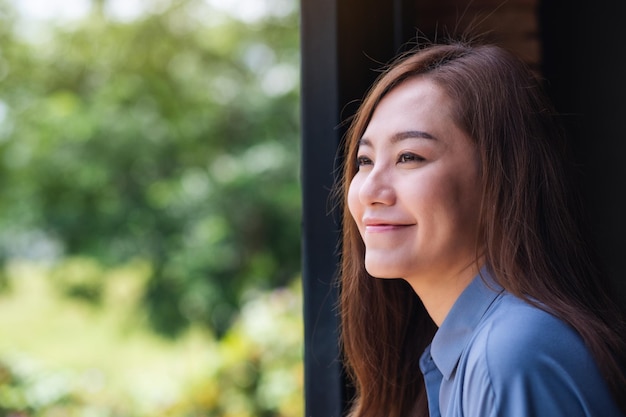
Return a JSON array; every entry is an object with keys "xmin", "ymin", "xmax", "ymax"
[{"xmin": 429, "ymin": 268, "xmax": 503, "ymax": 380}]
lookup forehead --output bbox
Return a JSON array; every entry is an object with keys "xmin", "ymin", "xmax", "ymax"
[{"xmin": 362, "ymin": 77, "xmax": 457, "ymax": 141}]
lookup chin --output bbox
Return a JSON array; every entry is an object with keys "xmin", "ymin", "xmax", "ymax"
[{"xmin": 364, "ymin": 263, "xmax": 402, "ymax": 280}]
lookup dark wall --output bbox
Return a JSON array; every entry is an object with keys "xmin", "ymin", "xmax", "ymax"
[{"xmin": 540, "ymin": 0, "xmax": 626, "ymax": 301}]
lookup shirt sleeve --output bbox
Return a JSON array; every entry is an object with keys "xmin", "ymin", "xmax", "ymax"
[{"xmin": 461, "ymin": 306, "xmax": 623, "ymax": 417}]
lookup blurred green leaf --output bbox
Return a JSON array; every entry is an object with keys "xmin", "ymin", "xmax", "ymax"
[{"xmin": 0, "ymin": 0, "xmax": 301, "ymax": 336}]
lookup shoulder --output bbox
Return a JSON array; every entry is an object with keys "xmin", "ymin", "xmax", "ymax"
[
  {"xmin": 461, "ymin": 293, "xmax": 622, "ymax": 417},
  {"xmin": 476, "ymin": 295, "xmax": 589, "ymax": 372}
]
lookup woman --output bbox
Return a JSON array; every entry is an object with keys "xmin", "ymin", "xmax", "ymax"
[{"xmin": 338, "ymin": 42, "xmax": 626, "ymax": 417}]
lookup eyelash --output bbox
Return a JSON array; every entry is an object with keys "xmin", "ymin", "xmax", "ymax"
[
  {"xmin": 397, "ymin": 152, "xmax": 424, "ymax": 163},
  {"xmin": 356, "ymin": 152, "xmax": 425, "ymax": 166},
  {"xmin": 356, "ymin": 156, "xmax": 372, "ymax": 166}
]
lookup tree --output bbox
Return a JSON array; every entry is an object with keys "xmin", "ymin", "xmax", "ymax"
[{"xmin": 0, "ymin": 0, "xmax": 301, "ymax": 336}]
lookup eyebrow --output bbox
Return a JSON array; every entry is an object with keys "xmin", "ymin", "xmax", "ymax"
[{"xmin": 359, "ymin": 130, "xmax": 438, "ymax": 147}]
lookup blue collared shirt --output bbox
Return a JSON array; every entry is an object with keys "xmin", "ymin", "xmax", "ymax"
[{"xmin": 419, "ymin": 271, "xmax": 624, "ymax": 417}]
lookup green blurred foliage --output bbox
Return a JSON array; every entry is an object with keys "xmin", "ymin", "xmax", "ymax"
[
  {"xmin": 0, "ymin": 0, "xmax": 301, "ymax": 336},
  {"xmin": 0, "ymin": 258, "xmax": 303, "ymax": 416},
  {"xmin": 167, "ymin": 286, "xmax": 304, "ymax": 417}
]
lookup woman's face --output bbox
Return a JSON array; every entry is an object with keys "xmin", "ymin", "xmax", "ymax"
[{"xmin": 347, "ymin": 76, "xmax": 483, "ymax": 287}]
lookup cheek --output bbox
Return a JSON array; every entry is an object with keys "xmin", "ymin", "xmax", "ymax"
[
  {"xmin": 444, "ymin": 172, "xmax": 483, "ymax": 234},
  {"xmin": 347, "ymin": 177, "xmax": 363, "ymax": 222},
  {"xmin": 418, "ymin": 170, "xmax": 480, "ymax": 225},
  {"xmin": 455, "ymin": 166, "xmax": 482, "ymax": 211}
]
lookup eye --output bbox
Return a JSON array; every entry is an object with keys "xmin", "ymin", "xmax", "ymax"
[
  {"xmin": 356, "ymin": 155, "xmax": 372, "ymax": 166},
  {"xmin": 397, "ymin": 152, "xmax": 424, "ymax": 163}
]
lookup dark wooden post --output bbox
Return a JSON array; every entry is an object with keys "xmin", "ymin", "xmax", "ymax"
[{"xmin": 300, "ymin": 1, "xmax": 416, "ymax": 416}]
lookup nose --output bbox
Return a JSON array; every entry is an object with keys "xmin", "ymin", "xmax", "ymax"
[{"xmin": 358, "ymin": 165, "xmax": 396, "ymax": 206}]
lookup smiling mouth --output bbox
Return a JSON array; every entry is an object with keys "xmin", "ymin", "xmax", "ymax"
[{"xmin": 364, "ymin": 224, "xmax": 413, "ymax": 233}]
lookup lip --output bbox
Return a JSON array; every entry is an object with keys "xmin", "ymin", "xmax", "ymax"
[{"xmin": 362, "ymin": 217, "xmax": 414, "ymax": 233}]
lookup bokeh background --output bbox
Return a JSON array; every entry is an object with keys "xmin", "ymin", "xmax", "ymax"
[{"xmin": 0, "ymin": 0, "xmax": 303, "ymax": 415}]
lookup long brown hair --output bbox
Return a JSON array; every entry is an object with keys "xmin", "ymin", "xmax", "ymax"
[{"xmin": 338, "ymin": 42, "xmax": 626, "ymax": 417}]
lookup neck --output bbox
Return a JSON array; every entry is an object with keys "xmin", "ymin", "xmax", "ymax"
[{"xmin": 406, "ymin": 260, "xmax": 484, "ymax": 326}]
